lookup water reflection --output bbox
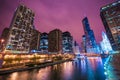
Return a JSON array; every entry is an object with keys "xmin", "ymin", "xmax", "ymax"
[
  {"xmin": 62, "ymin": 62, "xmax": 74, "ymax": 80},
  {"xmin": 0, "ymin": 57, "xmax": 106, "ymax": 80}
]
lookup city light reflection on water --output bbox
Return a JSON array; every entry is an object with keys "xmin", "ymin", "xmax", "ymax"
[{"xmin": 0, "ymin": 57, "xmax": 107, "ymax": 80}]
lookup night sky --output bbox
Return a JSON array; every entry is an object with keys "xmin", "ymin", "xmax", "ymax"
[{"xmin": 0, "ymin": 0, "xmax": 115, "ymax": 44}]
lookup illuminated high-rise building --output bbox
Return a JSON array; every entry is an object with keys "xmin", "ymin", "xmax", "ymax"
[
  {"xmin": 48, "ymin": 29, "xmax": 62, "ymax": 53},
  {"xmin": 73, "ymin": 41, "xmax": 80, "ymax": 55},
  {"xmin": 100, "ymin": 32, "xmax": 113, "ymax": 54},
  {"xmin": 100, "ymin": 1, "xmax": 120, "ymax": 51},
  {"xmin": 82, "ymin": 17, "xmax": 97, "ymax": 53},
  {"xmin": 4, "ymin": 4, "xmax": 35, "ymax": 53},
  {"xmin": 81, "ymin": 35, "xmax": 86, "ymax": 53},
  {"xmin": 62, "ymin": 31, "xmax": 73, "ymax": 53},
  {"xmin": 40, "ymin": 32, "xmax": 48, "ymax": 53}
]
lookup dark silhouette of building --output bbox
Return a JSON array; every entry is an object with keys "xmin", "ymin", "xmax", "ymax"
[
  {"xmin": 4, "ymin": 4, "xmax": 35, "ymax": 53},
  {"xmin": 100, "ymin": 1, "xmax": 120, "ymax": 51},
  {"xmin": 62, "ymin": 31, "xmax": 73, "ymax": 53},
  {"xmin": 82, "ymin": 17, "xmax": 97, "ymax": 53},
  {"xmin": 40, "ymin": 32, "xmax": 48, "ymax": 53},
  {"xmin": 48, "ymin": 29, "xmax": 62, "ymax": 53},
  {"xmin": 30, "ymin": 29, "xmax": 41, "ymax": 53},
  {"xmin": 0, "ymin": 28, "xmax": 9, "ymax": 41},
  {"xmin": 0, "ymin": 28, "xmax": 10, "ymax": 52}
]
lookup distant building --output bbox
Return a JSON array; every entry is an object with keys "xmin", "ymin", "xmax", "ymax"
[
  {"xmin": 100, "ymin": 1, "xmax": 120, "ymax": 51},
  {"xmin": 40, "ymin": 32, "xmax": 48, "ymax": 53},
  {"xmin": 81, "ymin": 35, "xmax": 86, "ymax": 53},
  {"xmin": 82, "ymin": 17, "xmax": 97, "ymax": 53},
  {"xmin": 30, "ymin": 29, "xmax": 41, "ymax": 53},
  {"xmin": 48, "ymin": 29, "xmax": 62, "ymax": 53},
  {"xmin": 73, "ymin": 41, "xmax": 80, "ymax": 55},
  {"xmin": 62, "ymin": 31, "xmax": 73, "ymax": 53},
  {"xmin": 100, "ymin": 32, "xmax": 113, "ymax": 54},
  {"xmin": 4, "ymin": 4, "xmax": 35, "ymax": 53}
]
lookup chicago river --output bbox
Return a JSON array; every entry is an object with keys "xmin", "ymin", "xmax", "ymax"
[{"xmin": 0, "ymin": 57, "xmax": 108, "ymax": 80}]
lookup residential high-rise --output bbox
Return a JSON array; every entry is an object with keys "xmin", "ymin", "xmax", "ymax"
[
  {"xmin": 30, "ymin": 29, "xmax": 41, "ymax": 53},
  {"xmin": 40, "ymin": 32, "xmax": 48, "ymax": 53},
  {"xmin": 4, "ymin": 4, "xmax": 35, "ymax": 53},
  {"xmin": 48, "ymin": 29, "xmax": 62, "ymax": 53},
  {"xmin": 82, "ymin": 17, "xmax": 97, "ymax": 53},
  {"xmin": 62, "ymin": 31, "xmax": 73, "ymax": 53},
  {"xmin": 100, "ymin": 1, "xmax": 120, "ymax": 51}
]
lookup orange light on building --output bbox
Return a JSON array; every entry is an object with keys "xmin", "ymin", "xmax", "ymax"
[{"xmin": 1, "ymin": 39, "xmax": 4, "ymax": 43}]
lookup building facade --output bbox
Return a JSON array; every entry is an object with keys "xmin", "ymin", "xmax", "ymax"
[
  {"xmin": 4, "ymin": 4, "xmax": 35, "ymax": 53},
  {"xmin": 30, "ymin": 29, "xmax": 41, "ymax": 53},
  {"xmin": 40, "ymin": 32, "xmax": 48, "ymax": 53},
  {"xmin": 73, "ymin": 41, "xmax": 80, "ymax": 55},
  {"xmin": 82, "ymin": 17, "xmax": 97, "ymax": 53},
  {"xmin": 48, "ymin": 29, "xmax": 62, "ymax": 53},
  {"xmin": 100, "ymin": 1, "xmax": 120, "ymax": 51},
  {"xmin": 62, "ymin": 31, "xmax": 73, "ymax": 53},
  {"xmin": 81, "ymin": 35, "xmax": 86, "ymax": 53},
  {"xmin": 100, "ymin": 32, "xmax": 113, "ymax": 54}
]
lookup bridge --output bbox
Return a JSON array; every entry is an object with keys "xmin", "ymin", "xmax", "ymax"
[{"xmin": 76, "ymin": 53, "xmax": 100, "ymax": 57}]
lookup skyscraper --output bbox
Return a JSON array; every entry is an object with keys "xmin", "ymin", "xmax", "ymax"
[
  {"xmin": 100, "ymin": 1, "xmax": 120, "ymax": 51},
  {"xmin": 82, "ymin": 17, "xmax": 97, "ymax": 53},
  {"xmin": 48, "ymin": 29, "xmax": 62, "ymax": 53},
  {"xmin": 4, "ymin": 4, "xmax": 35, "ymax": 53},
  {"xmin": 73, "ymin": 41, "xmax": 80, "ymax": 54},
  {"xmin": 40, "ymin": 32, "xmax": 48, "ymax": 53},
  {"xmin": 100, "ymin": 32, "xmax": 113, "ymax": 54},
  {"xmin": 62, "ymin": 31, "xmax": 73, "ymax": 53},
  {"xmin": 30, "ymin": 29, "xmax": 41, "ymax": 53},
  {"xmin": 81, "ymin": 35, "xmax": 86, "ymax": 53}
]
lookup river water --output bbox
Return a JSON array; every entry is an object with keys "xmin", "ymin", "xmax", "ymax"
[{"xmin": 0, "ymin": 57, "xmax": 107, "ymax": 80}]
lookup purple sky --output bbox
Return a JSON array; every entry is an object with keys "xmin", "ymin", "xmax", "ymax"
[{"xmin": 0, "ymin": 0, "xmax": 115, "ymax": 44}]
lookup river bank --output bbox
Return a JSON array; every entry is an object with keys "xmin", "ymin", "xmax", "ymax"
[
  {"xmin": 104, "ymin": 53, "xmax": 120, "ymax": 79},
  {"xmin": 0, "ymin": 59, "xmax": 71, "ymax": 75}
]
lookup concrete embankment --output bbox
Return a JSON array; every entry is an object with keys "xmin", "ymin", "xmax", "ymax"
[
  {"xmin": 0, "ymin": 59, "xmax": 71, "ymax": 75},
  {"xmin": 104, "ymin": 54, "xmax": 120, "ymax": 79}
]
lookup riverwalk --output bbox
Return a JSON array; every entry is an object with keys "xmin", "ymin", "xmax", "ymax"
[{"xmin": 0, "ymin": 59, "xmax": 71, "ymax": 75}]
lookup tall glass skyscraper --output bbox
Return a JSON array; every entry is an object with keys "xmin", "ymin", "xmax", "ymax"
[{"xmin": 82, "ymin": 17, "xmax": 97, "ymax": 53}]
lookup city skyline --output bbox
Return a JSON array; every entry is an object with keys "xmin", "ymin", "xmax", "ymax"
[
  {"xmin": 0, "ymin": 0, "xmax": 115, "ymax": 44},
  {"xmin": 0, "ymin": 1, "xmax": 120, "ymax": 80}
]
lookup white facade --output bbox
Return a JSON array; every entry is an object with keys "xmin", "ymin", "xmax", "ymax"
[{"xmin": 100, "ymin": 32, "xmax": 113, "ymax": 54}]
